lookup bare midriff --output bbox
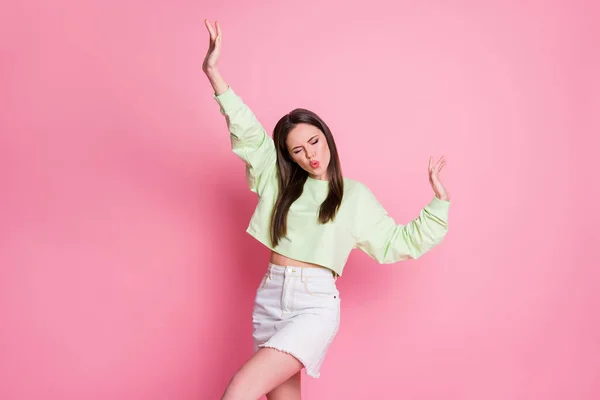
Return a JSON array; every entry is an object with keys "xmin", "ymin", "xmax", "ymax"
[{"xmin": 269, "ymin": 251, "xmax": 337, "ymax": 277}]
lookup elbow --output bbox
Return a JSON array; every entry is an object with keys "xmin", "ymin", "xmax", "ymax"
[
  {"xmin": 411, "ymin": 228, "xmax": 449, "ymax": 260},
  {"xmin": 422, "ymin": 227, "xmax": 449, "ymax": 257}
]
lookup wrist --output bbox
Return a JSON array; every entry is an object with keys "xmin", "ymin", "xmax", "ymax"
[
  {"xmin": 204, "ymin": 66, "xmax": 220, "ymax": 76},
  {"xmin": 435, "ymin": 194, "xmax": 450, "ymax": 202}
]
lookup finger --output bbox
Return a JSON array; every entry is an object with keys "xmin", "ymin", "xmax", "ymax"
[
  {"xmin": 435, "ymin": 156, "xmax": 444, "ymax": 169},
  {"xmin": 437, "ymin": 159, "xmax": 447, "ymax": 171},
  {"xmin": 205, "ymin": 19, "xmax": 216, "ymax": 39},
  {"xmin": 205, "ymin": 19, "xmax": 215, "ymax": 38},
  {"xmin": 215, "ymin": 20, "xmax": 222, "ymax": 39},
  {"xmin": 208, "ymin": 31, "xmax": 214, "ymax": 49}
]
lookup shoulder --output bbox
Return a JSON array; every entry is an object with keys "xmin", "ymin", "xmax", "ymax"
[
  {"xmin": 342, "ymin": 177, "xmax": 369, "ymax": 191},
  {"xmin": 341, "ymin": 178, "xmax": 387, "ymax": 225},
  {"xmin": 342, "ymin": 177, "xmax": 374, "ymax": 201}
]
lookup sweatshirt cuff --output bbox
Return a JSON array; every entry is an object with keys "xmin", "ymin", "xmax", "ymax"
[
  {"xmin": 213, "ymin": 86, "xmax": 243, "ymax": 115},
  {"xmin": 425, "ymin": 196, "xmax": 450, "ymax": 221}
]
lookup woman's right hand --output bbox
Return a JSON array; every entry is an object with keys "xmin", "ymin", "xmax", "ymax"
[{"xmin": 203, "ymin": 19, "xmax": 222, "ymax": 74}]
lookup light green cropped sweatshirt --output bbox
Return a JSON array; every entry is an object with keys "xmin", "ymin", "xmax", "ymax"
[{"xmin": 214, "ymin": 87, "xmax": 450, "ymax": 277}]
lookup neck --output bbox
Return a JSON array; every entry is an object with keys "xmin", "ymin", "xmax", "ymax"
[{"xmin": 309, "ymin": 173, "xmax": 329, "ymax": 181}]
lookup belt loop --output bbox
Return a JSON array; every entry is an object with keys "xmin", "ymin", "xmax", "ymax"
[
  {"xmin": 268, "ymin": 265, "xmax": 272, "ymax": 280},
  {"xmin": 301, "ymin": 268, "xmax": 307, "ymax": 283}
]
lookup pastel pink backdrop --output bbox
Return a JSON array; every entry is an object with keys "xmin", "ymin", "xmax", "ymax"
[{"xmin": 1, "ymin": 0, "xmax": 598, "ymax": 399}]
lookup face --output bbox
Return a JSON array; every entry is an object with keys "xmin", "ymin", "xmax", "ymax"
[{"xmin": 286, "ymin": 123, "xmax": 331, "ymax": 180}]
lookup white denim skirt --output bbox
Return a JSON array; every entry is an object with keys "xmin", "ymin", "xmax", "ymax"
[{"xmin": 252, "ymin": 263, "xmax": 341, "ymax": 378}]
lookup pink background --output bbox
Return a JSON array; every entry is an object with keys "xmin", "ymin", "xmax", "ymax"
[{"xmin": 1, "ymin": 0, "xmax": 598, "ymax": 399}]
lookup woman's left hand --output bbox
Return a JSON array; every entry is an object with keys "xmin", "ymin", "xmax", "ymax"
[{"xmin": 429, "ymin": 156, "xmax": 450, "ymax": 201}]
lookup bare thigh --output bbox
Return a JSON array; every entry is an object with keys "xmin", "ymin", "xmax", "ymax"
[
  {"xmin": 266, "ymin": 371, "xmax": 301, "ymax": 400},
  {"xmin": 221, "ymin": 347, "xmax": 303, "ymax": 400}
]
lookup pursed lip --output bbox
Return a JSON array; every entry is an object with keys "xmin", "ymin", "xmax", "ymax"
[{"xmin": 310, "ymin": 160, "xmax": 320, "ymax": 168}]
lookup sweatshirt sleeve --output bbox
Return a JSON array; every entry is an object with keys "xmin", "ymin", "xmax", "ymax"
[
  {"xmin": 354, "ymin": 183, "xmax": 450, "ymax": 263},
  {"xmin": 214, "ymin": 87, "xmax": 277, "ymax": 195}
]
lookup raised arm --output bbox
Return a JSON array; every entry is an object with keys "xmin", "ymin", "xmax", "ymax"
[
  {"xmin": 203, "ymin": 20, "xmax": 277, "ymax": 195},
  {"xmin": 355, "ymin": 187, "xmax": 450, "ymax": 263},
  {"xmin": 354, "ymin": 158, "xmax": 451, "ymax": 263}
]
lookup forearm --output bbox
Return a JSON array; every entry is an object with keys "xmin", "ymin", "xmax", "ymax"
[{"xmin": 205, "ymin": 68, "xmax": 229, "ymax": 96}]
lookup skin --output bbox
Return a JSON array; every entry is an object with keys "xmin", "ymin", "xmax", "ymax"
[
  {"xmin": 203, "ymin": 18, "xmax": 450, "ymax": 400},
  {"xmin": 286, "ymin": 123, "xmax": 332, "ymax": 181},
  {"xmin": 203, "ymin": 19, "xmax": 306, "ymax": 400}
]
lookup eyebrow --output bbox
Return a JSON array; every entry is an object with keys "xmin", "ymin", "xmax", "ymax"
[{"xmin": 292, "ymin": 135, "xmax": 319, "ymax": 151}]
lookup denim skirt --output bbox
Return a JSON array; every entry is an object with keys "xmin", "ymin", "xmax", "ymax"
[{"xmin": 252, "ymin": 263, "xmax": 341, "ymax": 378}]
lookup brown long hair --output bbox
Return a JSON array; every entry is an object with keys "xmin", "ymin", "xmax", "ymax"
[{"xmin": 270, "ymin": 108, "xmax": 344, "ymax": 247}]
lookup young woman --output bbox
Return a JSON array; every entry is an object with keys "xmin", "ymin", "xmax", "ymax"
[{"xmin": 203, "ymin": 19, "xmax": 451, "ymax": 400}]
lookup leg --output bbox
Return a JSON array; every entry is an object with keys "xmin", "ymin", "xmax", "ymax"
[
  {"xmin": 266, "ymin": 371, "xmax": 301, "ymax": 400},
  {"xmin": 221, "ymin": 347, "xmax": 303, "ymax": 400}
]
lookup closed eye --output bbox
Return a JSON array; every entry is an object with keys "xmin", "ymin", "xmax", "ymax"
[{"xmin": 292, "ymin": 138, "xmax": 319, "ymax": 154}]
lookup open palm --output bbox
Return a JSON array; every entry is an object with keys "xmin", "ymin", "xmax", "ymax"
[
  {"xmin": 429, "ymin": 156, "xmax": 450, "ymax": 201},
  {"xmin": 203, "ymin": 19, "xmax": 222, "ymax": 73}
]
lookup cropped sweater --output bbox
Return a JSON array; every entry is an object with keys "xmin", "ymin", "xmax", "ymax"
[{"xmin": 214, "ymin": 87, "xmax": 450, "ymax": 276}]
